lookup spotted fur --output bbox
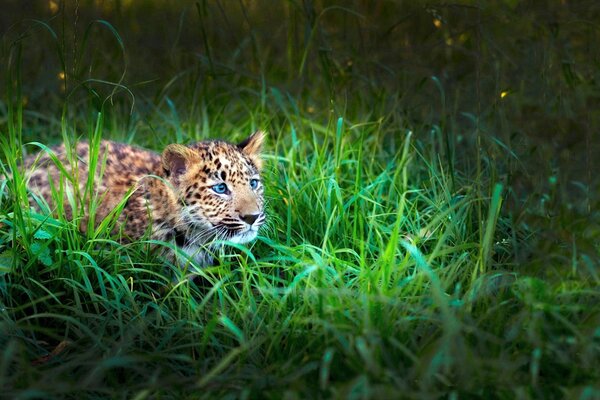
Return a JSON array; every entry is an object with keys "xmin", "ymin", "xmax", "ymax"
[{"xmin": 19, "ymin": 132, "xmax": 266, "ymax": 268}]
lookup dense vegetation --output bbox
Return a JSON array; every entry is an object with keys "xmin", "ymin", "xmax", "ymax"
[{"xmin": 1, "ymin": 1, "xmax": 599, "ymax": 398}]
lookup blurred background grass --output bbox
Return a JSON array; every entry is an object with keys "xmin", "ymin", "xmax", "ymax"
[{"xmin": 1, "ymin": 0, "xmax": 599, "ymax": 398}]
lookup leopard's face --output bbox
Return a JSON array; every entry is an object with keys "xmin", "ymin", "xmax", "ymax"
[{"xmin": 162, "ymin": 131, "xmax": 266, "ymax": 244}]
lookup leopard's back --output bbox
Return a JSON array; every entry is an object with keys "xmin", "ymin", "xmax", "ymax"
[{"xmin": 24, "ymin": 141, "xmax": 164, "ymax": 237}]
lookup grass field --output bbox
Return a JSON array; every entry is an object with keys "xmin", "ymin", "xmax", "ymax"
[{"xmin": 1, "ymin": 1, "xmax": 599, "ymax": 398}]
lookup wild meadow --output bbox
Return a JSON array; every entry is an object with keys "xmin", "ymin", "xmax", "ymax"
[{"xmin": 0, "ymin": 1, "xmax": 599, "ymax": 398}]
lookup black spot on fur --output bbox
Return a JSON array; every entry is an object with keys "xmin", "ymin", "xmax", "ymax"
[{"xmin": 174, "ymin": 230, "xmax": 186, "ymax": 247}]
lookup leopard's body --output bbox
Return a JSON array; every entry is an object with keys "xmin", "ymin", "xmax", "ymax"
[{"xmin": 19, "ymin": 132, "xmax": 266, "ymax": 267}]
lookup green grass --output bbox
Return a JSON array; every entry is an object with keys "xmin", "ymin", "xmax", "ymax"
[{"xmin": 1, "ymin": 1, "xmax": 599, "ymax": 398}]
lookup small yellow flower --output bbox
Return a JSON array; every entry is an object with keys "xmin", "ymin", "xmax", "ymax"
[
  {"xmin": 500, "ymin": 91, "xmax": 509, "ymax": 99},
  {"xmin": 49, "ymin": 0, "xmax": 59, "ymax": 13},
  {"xmin": 433, "ymin": 19, "xmax": 442, "ymax": 28},
  {"xmin": 58, "ymin": 71, "xmax": 65, "ymax": 80},
  {"xmin": 279, "ymin": 190, "xmax": 290, "ymax": 206}
]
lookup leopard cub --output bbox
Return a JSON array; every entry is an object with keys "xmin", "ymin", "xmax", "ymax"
[{"xmin": 20, "ymin": 131, "xmax": 266, "ymax": 269}]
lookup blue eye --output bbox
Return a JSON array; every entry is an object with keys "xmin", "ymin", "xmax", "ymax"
[
  {"xmin": 250, "ymin": 179, "xmax": 259, "ymax": 190},
  {"xmin": 212, "ymin": 183, "xmax": 229, "ymax": 194}
]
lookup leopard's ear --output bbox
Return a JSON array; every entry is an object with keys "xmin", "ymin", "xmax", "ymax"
[
  {"xmin": 238, "ymin": 131, "xmax": 265, "ymax": 169},
  {"xmin": 162, "ymin": 144, "xmax": 197, "ymax": 179}
]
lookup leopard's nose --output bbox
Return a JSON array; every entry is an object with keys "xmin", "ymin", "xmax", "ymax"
[{"xmin": 240, "ymin": 213, "xmax": 260, "ymax": 225}]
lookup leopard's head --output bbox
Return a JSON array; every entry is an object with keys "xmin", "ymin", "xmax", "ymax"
[{"xmin": 161, "ymin": 131, "xmax": 266, "ymax": 244}]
